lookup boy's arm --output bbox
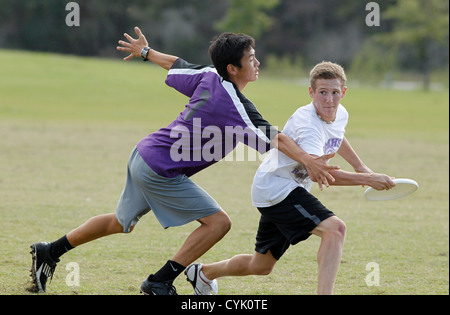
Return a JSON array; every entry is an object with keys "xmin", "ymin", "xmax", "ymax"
[
  {"xmin": 338, "ymin": 137, "xmax": 373, "ymax": 174},
  {"xmin": 272, "ymin": 133, "xmax": 340, "ymax": 191},
  {"xmin": 117, "ymin": 27, "xmax": 178, "ymax": 70},
  {"xmin": 336, "ymin": 137, "xmax": 398, "ymax": 190},
  {"xmin": 327, "ymin": 169, "xmax": 396, "ymax": 191}
]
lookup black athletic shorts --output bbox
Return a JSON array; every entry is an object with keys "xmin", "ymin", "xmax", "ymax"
[{"xmin": 254, "ymin": 187, "xmax": 335, "ymax": 260}]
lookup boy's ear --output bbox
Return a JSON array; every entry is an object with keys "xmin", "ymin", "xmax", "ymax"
[
  {"xmin": 227, "ymin": 64, "xmax": 238, "ymax": 77},
  {"xmin": 308, "ymin": 86, "xmax": 315, "ymax": 98}
]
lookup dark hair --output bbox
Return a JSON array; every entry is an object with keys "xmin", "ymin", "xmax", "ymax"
[{"xmin": 209, "ymin": 33, "xmax": 255, "ymax": 81}]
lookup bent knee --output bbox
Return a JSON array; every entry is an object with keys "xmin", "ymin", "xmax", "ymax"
[
  {"xmin": 202, "ymin": 210, "xmax": 232, "ymax": 235},
  {"xmin": 249, "ymin": 253, "xmax": 276, "ymax": 276},
  {"xmin": 217, "ymin": 212, "xmax": 232, "ymax": 235},
  {"xmin": 330, "ymin": 218, "xmax": 346, "ymax": 241},
  {"xmin": 332, "ymin": 217, "xmax": 347, "ymax": 237},
  {"xmin": 319, "ymin": 216, "xmax": 347, "ymax": 240},
  {"xmin": 253, "ymin": 264, "xmax": 273, "ymax": 276},
  {"xmin": 112, "ymin": 215, "xmax": 135, "ymax": 234},
  {"xmin": 124, "ymin": 225, "xmax": 135, "ymax": 234},
  {"xmin": 249, "ymin": 261, "xmax": 274, "ymax": 276}
]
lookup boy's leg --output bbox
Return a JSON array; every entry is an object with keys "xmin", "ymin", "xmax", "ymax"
[
  {"xmin": 45, "ymin": 213, "xmax": 126, "ymax": 263},
  {"xmin": 310, "ymin": 216, "xmax": 347, "ymax": 295},
  {"xmin": 30, "ymin": 213, "xmax": 127, "ymax": 293},
  {"xmin": 185, "ymin": 251, "xmax": 277, "ymax": 295},
  {"xmin": 144, "ymin": 210, "xmax": 231, "ymax": 284},
  {"xmin": 67, "ymin": 213, "xmax": 128, "ymax": 247},
  {"xmin": 188, "ymin": 205, "xmax": 281, "ymax": 291},
  {"xmin": 171, "ymin": 210, "xmax": 231, "ymax": 267},
  {"xmin": 196, "ymin": 215, "xmax": 345, "ymax": 295},
  {"xmin": 141, "ymin": 210, "xmax": 232, "ymax": 295},
  {"xmin": 202, "ymin": 250, "xmax": 277, "ymax": 280},
  {"xmin": 184, "ymin": 210, "xmax": 279, "ymax": 295}
]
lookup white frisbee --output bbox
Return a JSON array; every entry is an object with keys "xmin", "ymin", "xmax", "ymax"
[{"xmin": 365, "ymin": 178, "xmax": 419, "ymax": 201}]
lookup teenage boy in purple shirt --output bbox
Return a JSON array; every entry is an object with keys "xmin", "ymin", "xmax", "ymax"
[{"xmin": 29, "ymin": 27, "xmax": 337, "ymax": 295}]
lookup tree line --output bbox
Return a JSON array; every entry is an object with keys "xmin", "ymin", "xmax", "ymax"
[{"xmin": 0, "ymin": 0, "xmax": 448, "ymax": 88}]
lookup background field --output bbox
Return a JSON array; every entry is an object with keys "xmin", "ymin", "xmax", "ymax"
[{"xmin": 0, "ymin": 50, "xmax": 448, "ymax": 295}]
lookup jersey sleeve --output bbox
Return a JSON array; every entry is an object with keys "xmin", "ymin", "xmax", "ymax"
[{"xmin": 165, "ymin": 58, "xmax": 214, "ymax": 98}]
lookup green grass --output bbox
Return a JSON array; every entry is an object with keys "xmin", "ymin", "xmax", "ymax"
[{"xmin": 0, "ymin": 49, "xmax": 448, "ymax": 295}]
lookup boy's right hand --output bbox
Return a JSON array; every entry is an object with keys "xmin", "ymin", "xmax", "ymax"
[
  {"xmin": 306, "ymin": 153, "xmax": 340, "ymax": 191},
  {"xmin": 368, "ymin": 173, "xmax": 397, "ymax": 191},
  {"xmin": 117, "ymin": 26, "xmax": 149, "ymax": 61}
]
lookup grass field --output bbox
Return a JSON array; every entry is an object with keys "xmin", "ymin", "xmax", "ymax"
[{"xmin": 0, "ymin": 49, "xmax": 448, "ymax": 295}]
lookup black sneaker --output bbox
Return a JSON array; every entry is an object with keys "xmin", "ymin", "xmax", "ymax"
[
  {"xmin": 140, "ymin": 276, "xmax": 178, "ymax": 295},
  {"xmin": 30, "ymin": 242, "xmax": 59, "ymax": 293}
]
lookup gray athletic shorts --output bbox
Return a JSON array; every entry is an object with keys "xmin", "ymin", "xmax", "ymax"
[{"xmin": 115, "ymin": 147, "xmax": 222, "ymax": 232}]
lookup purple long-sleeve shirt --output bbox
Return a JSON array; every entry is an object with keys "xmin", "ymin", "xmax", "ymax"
[{"xmin": 137, "ymin": 58, "xmax": 279, "ymax": 178}]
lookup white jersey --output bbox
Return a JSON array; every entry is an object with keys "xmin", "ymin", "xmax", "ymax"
[{"xmin": 251, "ymin": 102, "xmax": 349, "ymax": 208}]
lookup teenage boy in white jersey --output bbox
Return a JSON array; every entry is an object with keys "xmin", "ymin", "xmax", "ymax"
[{"xmin": 187, "ymin": 62, "xmax": 396, "ymax": 295}]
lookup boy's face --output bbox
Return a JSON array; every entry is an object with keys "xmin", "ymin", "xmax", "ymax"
[
  {"xmin": 309, "ymin": 78, "xmax": 347, "ymax": 123},
  {"xmin": 229, "ymin": 48, "xmax": 260, "ymax": 87}
]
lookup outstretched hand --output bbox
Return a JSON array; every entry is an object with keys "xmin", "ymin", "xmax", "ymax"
[{"xmin": 117, "ymin": 26, "xmax": 149, "ymax": 61}]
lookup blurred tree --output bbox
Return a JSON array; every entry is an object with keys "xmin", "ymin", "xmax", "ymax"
[
  {"xmin": 381, "ymin": 0, "xmax": 449, "ymax": 89},
  {"xmin": 259, "ymin": 0, "xmax": 389, "ymax": 68},
  {"xmin": 215, "ymin": 0, "xmax": 279, "ymax": 39},
  {"xmin": 123, "ymin": 0, "xmax": 227, "ymax": 64},
  {"xmin": 0, "ymin": 0, "xmax": 134, "ymax": 56},
  {"xmin": 0, "ymin": 0, "xmax": 447, "ymax": 86}
]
